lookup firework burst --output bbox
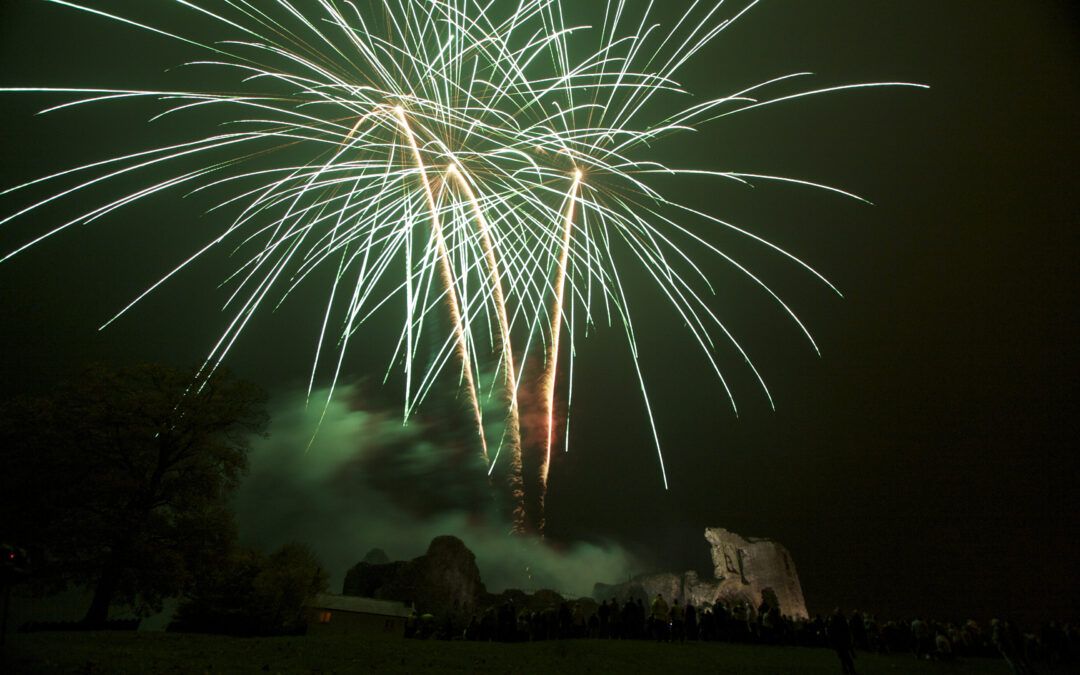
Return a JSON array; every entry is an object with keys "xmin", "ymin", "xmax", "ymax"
[{"xmin": 1, "ymin": 0, "xmax": 925, "ymax": 533}]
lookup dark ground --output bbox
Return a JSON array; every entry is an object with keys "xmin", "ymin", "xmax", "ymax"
[{"xmin": 3, "ymin": 631, "xmax": 1061, "ymax": 675}]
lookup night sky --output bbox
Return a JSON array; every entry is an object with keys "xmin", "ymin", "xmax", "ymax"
[{"xmin": 2, "ymin": 1, "xmax": 1078, "ymax": 624}]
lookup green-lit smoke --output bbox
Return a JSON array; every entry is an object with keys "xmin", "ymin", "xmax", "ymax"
[{"xmin": 233, "ymin": 383, "xmax": 637, "ymax": 598}]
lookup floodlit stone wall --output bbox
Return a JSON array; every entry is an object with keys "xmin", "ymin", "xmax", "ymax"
[
  {"xmin": 594, "ymin": 527, "xmax": 808, "ymax": 620},
  {"xmin": 704, "ymin": 527, "xmax": 808, "ymax": 619}
]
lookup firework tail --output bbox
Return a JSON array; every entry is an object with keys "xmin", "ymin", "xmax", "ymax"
[
  {"xmin": 393, "ymin": 106, "xmax": 488, "ymax": 465},
  {"xmin": 446, "ymin": 162, "xmax": 527, "ymax": 532},
  {"xmin": 538, "ymin": 170, "xmax": 583, "ymax": 531}
]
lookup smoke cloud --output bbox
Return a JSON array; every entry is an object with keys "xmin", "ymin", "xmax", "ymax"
[{"xmin": 233, "ymin": 382, "xmax": 638, "ymax": 598}]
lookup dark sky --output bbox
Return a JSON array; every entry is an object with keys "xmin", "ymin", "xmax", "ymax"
[{"xmin": 2, "ymin": 1, "xmax": 1078, "ymax": 624}]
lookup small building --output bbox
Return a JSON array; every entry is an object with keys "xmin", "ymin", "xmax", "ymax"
[{"xmin": 307, "ymin": 593, "xmax": 412, "ymax": 637}]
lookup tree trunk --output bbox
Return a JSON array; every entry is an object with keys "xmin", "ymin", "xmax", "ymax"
[
  {"xmin": 84, "ymin": 490, "xmax": 154, "ymax": 626},
  {"xmin": 82, "ymin": 541, "xmax": 130, "ymax": 626},
  {"xmin": 83, "ymin": 562, "xmax": 120, "ymax": 626}
]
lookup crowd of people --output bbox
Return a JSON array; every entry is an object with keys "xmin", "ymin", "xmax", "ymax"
[{"xmin": 404, "ymin": 593, "xmax": 1077, "ymax": 673}]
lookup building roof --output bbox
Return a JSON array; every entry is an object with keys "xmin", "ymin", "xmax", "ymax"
[{"xmin": 309, "ymin": 593, "xmax": 412, "ymax": 618}]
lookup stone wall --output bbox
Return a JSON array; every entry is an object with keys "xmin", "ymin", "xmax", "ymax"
[
  {"xmin": 594, "ymin": 527, "xmax": 808, "ymax": 619},
  {"xmin": 342, "ymin": 535, "xmax": 486, "ymax": 616},
  {"xmin": 704, "ymin": 527, "xmax": 808, "ymax": 619}
]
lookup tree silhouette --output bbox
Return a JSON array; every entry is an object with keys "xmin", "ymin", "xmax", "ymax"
[{"xmin": 0, "ymin": 363, "xmax": 267, "ymax": 625}]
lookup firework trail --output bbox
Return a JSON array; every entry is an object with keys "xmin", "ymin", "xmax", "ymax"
[
  {"xmin": 538, "ymin": 170, "xmax": 581, "ymax": 531},
  {"xmin": 0, "ymin": 0, "xmax": 925, "ymax": 533},
  {"xmin": 392, "ymin": 106, "xmax": 488, "ymax": 464}
]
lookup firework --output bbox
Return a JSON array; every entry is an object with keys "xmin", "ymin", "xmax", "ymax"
[{"xmin": 0, "ymin": 0, "xmax": 925, "ymax": 533}]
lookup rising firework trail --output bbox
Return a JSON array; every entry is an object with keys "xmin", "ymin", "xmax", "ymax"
[
  {"xmin": 392, "ymin": 105, "xmax": 489, "ymax": 464},
  {"xmin": 540, "ymin": 169, "xmax": 582, "ymax": 524},
  {"xmin": 0, "ymin": 0, "xmax": 925, "ymax": 533}
]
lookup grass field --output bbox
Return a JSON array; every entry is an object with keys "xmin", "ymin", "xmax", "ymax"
[{"xmin": 3, "ymin": 631, "xmax": 1033, "ymax": 674}]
